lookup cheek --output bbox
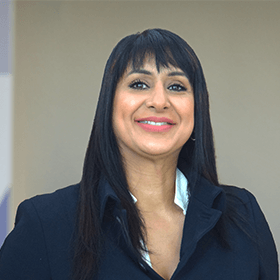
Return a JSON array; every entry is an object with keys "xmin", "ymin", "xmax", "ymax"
[
  {"xmin": 114, "ymin": 95, "xmax": 143, "ymax": 123},
  {"xmin": 112, "ymin": 96, "xmax": 137, "ymax": 136},
  {"xmin": 123, "ymin": 98, "xmax": 142, "ymax": 119},
  {"xmin": 112, "ymin": 99, "xmax": 122, "ymax": 138},
  {"xmin": 175, "ymin": 98, "xmax": 195, "ymax": 122}
]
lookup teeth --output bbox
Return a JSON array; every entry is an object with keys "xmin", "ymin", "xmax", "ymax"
[{"xmin": 138, "ymin": 121, "xmax": 169, "ymax": 126}]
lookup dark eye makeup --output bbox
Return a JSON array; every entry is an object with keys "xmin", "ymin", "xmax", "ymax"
[
  {"xmin": 168, "ymin": 84, "xmax": 187, "ymax": 92},
  {"xmin": 129, "ymin": 79, "xmax": 149, "ymax": 90},
  {"xmin": 128, "ymin": 80, "xmax": 187, "ymax": 92}
]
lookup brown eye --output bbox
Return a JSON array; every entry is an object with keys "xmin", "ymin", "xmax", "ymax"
[
  {"xmin": 168, "ymin": 84, "xmax": 187, "ymax": 92},
  {"xmin": 129, "ymin": 80, "xmax": 149, "ymax": 90}
]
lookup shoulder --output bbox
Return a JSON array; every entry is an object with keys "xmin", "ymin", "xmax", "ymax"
[
  {"xmin": 219, "ymin": 185, "xmax": 269, "ymax": 244},
  {"xmin": 220, "ymin": 185, "xmax": 277, "ymax": 229},
  {"xmin": 221, "ymin": 185, "xmax": 260, "ymax": 211},
  {"xmin": 14, "ymin": 183, "xmax": 80, "ymax": 242},
  {"xmin": 221, "ymin": 185, "xmax": 278, "ymax": 277},
  {"xmin": 221, "ymin": 185, "xmax": 268, "ymax": 226},
  {"xmin": 28, "ymin": 183, "xmax": 80, "ymax": 207},
  {"xmin": 222, "ymin": 184, "xmax": 252, "ymax": 201},
  {"xmin": 15, "ymin": 183, "xmax": 80, "ymax": 228},
  {"xmin": 0, "ymin": 184, "xmax": 80, "ymax": 279},
  {"xmin": 221, "ymin": 185, "xmax": 272, "ymax": 232},
  {"xmin": 24, "ymin": 184, "xmax": 79, "ymax": 219}
]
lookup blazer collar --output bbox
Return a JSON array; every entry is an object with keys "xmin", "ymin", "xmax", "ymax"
[
  {"xmin": 98, "ymin": 175, "xmax": 121, "ymax": 221},
  {"xmin": 98, "ymin": 160, "xmax": 226, "ymax": 222},
  {"xmin": 177, "ymin": 157, "xmax": 226, "ymax": 212},
  {"xmin": 97, "ymin": 160, "xmax": 227, "ymax": 271},
  {"xmin": 175, "ymin": 158, "xmax": 226, "ymax": 267}
]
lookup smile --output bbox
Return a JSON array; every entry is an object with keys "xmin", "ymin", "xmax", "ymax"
[
  {"xmin": 136, "ymin": 121, "xmax": 174, "ymax": 132},
  {"xmin": 137, "ymin": 121, "xmax": 170, "ymax": 126}
]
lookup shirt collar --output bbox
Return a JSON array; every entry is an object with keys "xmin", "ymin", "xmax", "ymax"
[
  {"xmin": 177, "ymin": 157, "xmax": 226, "ymax": 212},
  {"xmin": 130, "ymin": 168, "xmax": 189, "ymax": 215}
]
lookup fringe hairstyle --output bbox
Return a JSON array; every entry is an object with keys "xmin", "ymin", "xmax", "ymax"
[{"xmin": 73, "ymin": 29, "xmax": 224, "ymax": 280}]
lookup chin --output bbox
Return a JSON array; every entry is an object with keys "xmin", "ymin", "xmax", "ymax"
[{"xmin": 140, "ymin": 145, "xmax": 179, "ymax": 158}]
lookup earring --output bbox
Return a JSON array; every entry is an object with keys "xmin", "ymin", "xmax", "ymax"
[{"xmin": 190, "ymin": 131, "xmax": 195, "ymax": 141}]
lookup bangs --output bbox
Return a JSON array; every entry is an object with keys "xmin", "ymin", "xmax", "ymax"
[
  {"xmin": 110, "ymin": 29, "xmax": 196, "ymax": 85},
  {"xmin": 129, "ymin": 33, "xmax": 179, "ymax": 72}
]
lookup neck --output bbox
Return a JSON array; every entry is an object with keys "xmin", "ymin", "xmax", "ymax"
[{"xmin": 122, "ymin": 151, "xmax": 179, "ymax": 213}]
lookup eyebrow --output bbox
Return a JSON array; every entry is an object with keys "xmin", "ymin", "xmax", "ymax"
[
  {"xmin": 167, "ymin": 71, "xmax": 187, "ymax": 77},
  {"xmin": 127, "ymin": 69, "xmax": 152, "ymax": 76},
  {"xmin": 127, "ymin": 69, "xmax": 187, "ymax": 78}
]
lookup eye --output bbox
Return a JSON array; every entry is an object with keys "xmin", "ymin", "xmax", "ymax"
[
  {"xmin": 129, "ymin": 80, "xmax": 149, "ymax": 90},
  {"xmin": 168, "ymin": 83, "xmax": 187, "ymax": 92}
]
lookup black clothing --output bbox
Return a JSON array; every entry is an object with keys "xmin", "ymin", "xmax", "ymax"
[{"xmin": 0, "ymin": 163, "xmax": 278, "ymax": 279}]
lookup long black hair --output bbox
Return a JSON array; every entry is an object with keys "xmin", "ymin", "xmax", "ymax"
[{"xmin": 73, "ymin": 29, "xmax": 221, "ymax": 280}]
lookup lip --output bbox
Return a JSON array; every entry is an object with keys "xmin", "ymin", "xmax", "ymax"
[
  {"xmin": 134, "ymin": 116, "xmax": 175, "ymax": 132},
  {"xmin": 135, "ymin": 116, "xmax": 175, "ymax": 124}
]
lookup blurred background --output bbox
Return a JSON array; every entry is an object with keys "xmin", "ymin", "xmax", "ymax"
[{"xmin": 1, "ymin": 0, "xmax": 279, "ymax": 262}]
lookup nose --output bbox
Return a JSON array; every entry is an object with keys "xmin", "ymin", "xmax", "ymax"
[{"xmin": 145, "ymin": 82, "xmax": 170, "ymax": 111}]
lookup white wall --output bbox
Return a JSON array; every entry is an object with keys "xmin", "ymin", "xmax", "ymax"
[
  {"xmin": 0, "ymin": 74, "xmax": 12, "ymax": 204},
  {"xmin": 0, "ymin": 0, "xmax": 13, "ymax": 246}
]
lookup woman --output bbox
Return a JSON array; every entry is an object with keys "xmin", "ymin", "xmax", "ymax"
[{"xmin": 0, "ymin": 29, "xmax": 278, "ymax": 280}]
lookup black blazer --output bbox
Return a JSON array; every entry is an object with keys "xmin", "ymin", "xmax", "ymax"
[{"xmin": 0, "ymin": 166, "xmax": 278, "ymax": 279}]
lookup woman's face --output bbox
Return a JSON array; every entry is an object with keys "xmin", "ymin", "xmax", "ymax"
[{"xmin": 112, "ymin": 58, "xmax": 194, "ymax": 161}]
